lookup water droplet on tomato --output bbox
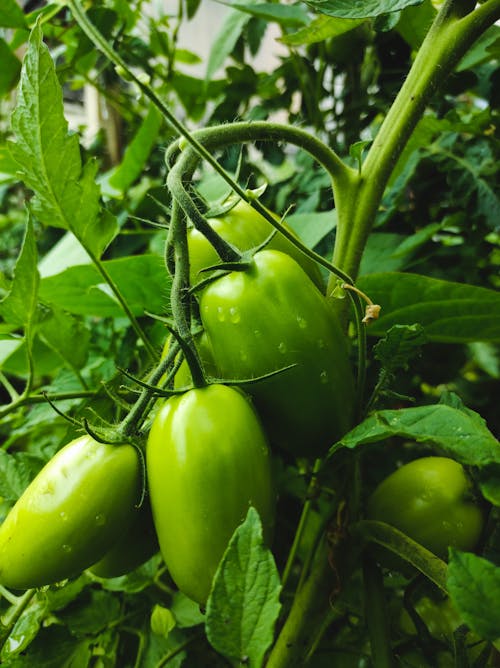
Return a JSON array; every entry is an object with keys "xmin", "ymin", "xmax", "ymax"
[
  {"xmin": 297, "ymin": 316, "xmax": 307, "ymax": 329},
  {"xmin": 229, "ymin": 307, "xmax": 240, "ymax": 324},
  {"xmin": 62, "ymin": 544, "xmax": 72, "ymax": 553},
  {"xmin": 217, "ymin": 306, "xmax": 225, "ymax": 322},
  {"xmin": 319, "ymin": 370, "xmax": 329, "ymax": 384},
  {"xmin": 95, "ymin": 513, "xmax": 106, "ymax": 526},
  {"xmin": 278, "ymin": 342, "xmax": 287, "ymax": 354}
]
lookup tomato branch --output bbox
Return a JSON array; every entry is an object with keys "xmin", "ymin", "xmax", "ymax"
[{"xmin": 329, "ymin": 0, "xmax": 500, "ymax": 286}]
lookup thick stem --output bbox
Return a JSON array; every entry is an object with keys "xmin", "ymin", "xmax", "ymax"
[
  {"xmin": 265, "ymin": 539, "xmax": 337, "ymax": 668},
  {"xmin": 363, "ymin": 555, "xmax": 395, "ymax": 668},
  {"xmin": 329, "ymin": 0, "xmax": 500, "ymax": 287}
]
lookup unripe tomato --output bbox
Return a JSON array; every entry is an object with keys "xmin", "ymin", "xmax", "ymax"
[
  {"xmin": 199, "ymin": 249, "xmax": 355, "ymax": 457},
  {"xmin": 367, "ymin": 456, "xmax": 484, "ymax": 560},
  {"xmin": 188, "ymin": 199, "xmax": 324, "ymax": 290},
  {"xmin": 147, "ymin": 384, "xmax": 275, "ymax": 605},
  {"xmin": 0, "ymin": 435, "xmax": 141, "ymax": 589}
]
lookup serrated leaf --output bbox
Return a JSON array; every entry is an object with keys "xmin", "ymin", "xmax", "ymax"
[
  {"xmin": 357, "ymin": 272, "xmax": 500, "ymax": 343},
  {"xmin": 206, "ymin": 507, "xmax": 281, "ymax": 668},
  {"xmin": 448, "ymin": 550, "xmax": 500, "ymax": 641},
  {"xmin": 305, "ymin": 0, "xmax": 423, "ymax": 19},
  {"xmin": 10, "ymin": 22, "xmax": 116, "ymax": 258},
  {"xmin": 0, "ymin": 0, "xmax": 27, "ymax": 28},
  {"xmin": 332, "ymin": 401, "xmax": 500, "ymax": 469},
  {"xmin": 374, "ymin": 324, "xmax": 427, "ymax": 372},
  {"xmin": 281, "ymin": 14, "xmax": 363, "ymax": 47},
  {"xmin": 0, "ymin": 216, "xmax": 39, "ymax": 352}
]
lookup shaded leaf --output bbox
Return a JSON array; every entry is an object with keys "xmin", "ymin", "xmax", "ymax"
[
  {"xmin": 448, "ymin": 550, "xmax": 500, "ymax": 641},
  {"xmin": 0, "ymin": 0, "xmax": 27, "ymax": 28}
]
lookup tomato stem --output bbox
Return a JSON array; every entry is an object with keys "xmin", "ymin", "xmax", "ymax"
[
  {"xmin": 329, "ymin": 0, "xmax": 500, "ymax": 286},
  {"xmin": 362, "ymin": 555, "xmax": 396, "ymax": 668}
]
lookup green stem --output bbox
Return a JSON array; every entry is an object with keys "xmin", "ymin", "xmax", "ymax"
[
  {"xmin": 0, "ymin": 390, "xmax": 97, "ymax": 422},
  {"xmin": 89, "ymin": 250, "xmax": 156, "ymax": 360},
  {"xmin": 281, "ymin": 459, "xmax": 322, "ymax": 590},
  {"xmin": 0, "ymin": 589, "xmax": 36, "ymax": 652},
  {"xmin": 329, "ymin": 0, "xmax": 500, "ymax": 286},
  {"xmin": 362, "ymin": 555, "xmax": 395, "ymax": 668},
  {"xmin": 265, "ymin": 538, "xmax": 337, "ymax": 668}
]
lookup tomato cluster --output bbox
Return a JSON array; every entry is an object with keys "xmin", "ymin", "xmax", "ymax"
[
  {"xmin": 0, "ymin": 202, "xmax": 355, "ymax": 602},
  {"xmin": 0, "ymin": 204, "xmax": 484, "ymax": 610}
]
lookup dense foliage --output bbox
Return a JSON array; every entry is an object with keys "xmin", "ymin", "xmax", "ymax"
[{"xmin": 1, "ymin": 0, "xmax": 499, "ymax": 666}]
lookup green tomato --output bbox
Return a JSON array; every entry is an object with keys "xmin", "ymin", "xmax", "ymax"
[
  {"xmin": 199, "ymin": 249, "xmax": 355, "ymax": 458},
  {"xmin": 147, "ymin": 384, "xmax": 275, "ymax": 605},
  {"xmin": 367, "ymin": 456, "xmax": 484, "ymax": 560},
  {"xmin": 188, "ymin": 199, "xmax": 324, "ymax": 291},
  {"xmin": 0, "ymin": 435, "xmax": 141, "ymax": 590},
  {"xmin": 89, "ymin": 497, "xmax": 159, "ymax": 578}
]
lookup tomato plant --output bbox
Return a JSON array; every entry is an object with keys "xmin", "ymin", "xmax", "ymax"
[{"xmin": 1, "ymin": 0, "xmax": 500, "ymax": 666}]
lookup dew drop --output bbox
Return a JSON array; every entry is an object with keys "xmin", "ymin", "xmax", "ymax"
[
  {"xmin": 319, "ymin": 370, "xmax": 329, "ymax": 384},
  {"xmin": 317, "ymin": 339, "xmax": 326, "ymax": 349},
  {"xmin": 278, "ymin": 342, "xmax": 287, "ymax": 354},
  {"xmin": 59, "ymin": 511, "xmax": 68, "ymax": 522},
  {"xmin": 297, "ymin": 316, "xmax": 307, "ymax": 329},
  {"xmin": 253, "ymin": 329, "xmax": 262, "ymax": 338},
  {"xmin": 229, "ymin": 306, "xmax": 240, "ymax": 324},
  {"xmin": 62, "ymin": 544, "xmax": 72, "ymax": 554},
  {"xmin": 95, "ymin": 513, "xmax": 106, "ymax": 527},
  {"xmin": 217, "ymin": 306, "xmax": 225, "ymax": 322}
]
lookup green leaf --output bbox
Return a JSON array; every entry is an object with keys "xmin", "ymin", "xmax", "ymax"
[
  {"xmin": 0, "ymin": 38, "xmax": 21, "ymax": 95},
  {"xmin": 38, "ymin": 306, "xmax": 91, "ymax": 372},
  {"xmin": 0, "ymin": 0, "xmax": 27, "ymax": 28},
  {"xmin": 206, "ymin": 506, "xmax": 281, "ymax": 668},
  {"xmin": 150, "ymin": 605, "xmax": 177, "ymax": 638},
  {"xmin": 305, "ymin": 0, "xmax": 423, "ymax": 19},
  {"xmin": 0, "ymin": 216, "xmax": 39, "ymax": 353},
  {"xmin": 226, "ymin": 3, "xmax": 308, "ymax": 27},
  {"xmin": 1, "ymin": 598, "xmax": 47, "ymax": 662},
  {"xmin": 396, "ymin": 0, "xmax": 436, "ymax": 49},
  {"xmin": 373, "ymin": 324, "xmax": 427, "ymax": 373},
  {"xmin": 39, "ymin": 255, "xmax": 171, "ymax": 318},
  {"xmin": 448, "ymin": 550, "xmax": 500, "ymax": 641},
  {"xmin": 105, "ymin": 106, "xmax": 163, "ymax": 196},
  {"xmin": 332, "ymin": 401, "xmax": 500, "ymax": 468},
  {"xmin": 281, "ymin": 14, "xmax": 364, "ymax": 47},
  {"xmin": 205, "ymin": 8, "xmax": 251, "ymax": 83},
  {"xmin": 287, "ymin": 210, "xmax": 336, "ymax": 249},
  {"xmin": 9, "ymin": 22, "xmax": 116, "ymax": 258},
  {"xmin": 357, "ymin": 273, "xmax": 500, "ymax": 343},
  {"xmin": 0, "ymin": 450, "xmax": 42, "ymax": 501}
]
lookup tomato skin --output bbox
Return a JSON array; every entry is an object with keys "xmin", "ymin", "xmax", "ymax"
[
  {"xmin": 367, "ymin": 456, "xmax": 484, "ymax": 560},
  {"xmin": 0, "ymin": 435, "xmax": 141, "ymax": 589},
  {"xmin": 89, "ymin": 497, "xmax": 159, "ymax": 578},
  {"xmin": 199, "ymin": 249, "xmax": 355, "ymax": 457},
  {"xmin": 188, "ymin": 199, "xmax": 324, "ymax": 291},
  {"xmin": 147, "ymin": 384, "xmax": 275, "ymax": 605}
]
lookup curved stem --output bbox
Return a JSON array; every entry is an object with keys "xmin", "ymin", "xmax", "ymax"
[{"xmin": 329, "ymin": 0, "xmax": 500, "ymax": 287}]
